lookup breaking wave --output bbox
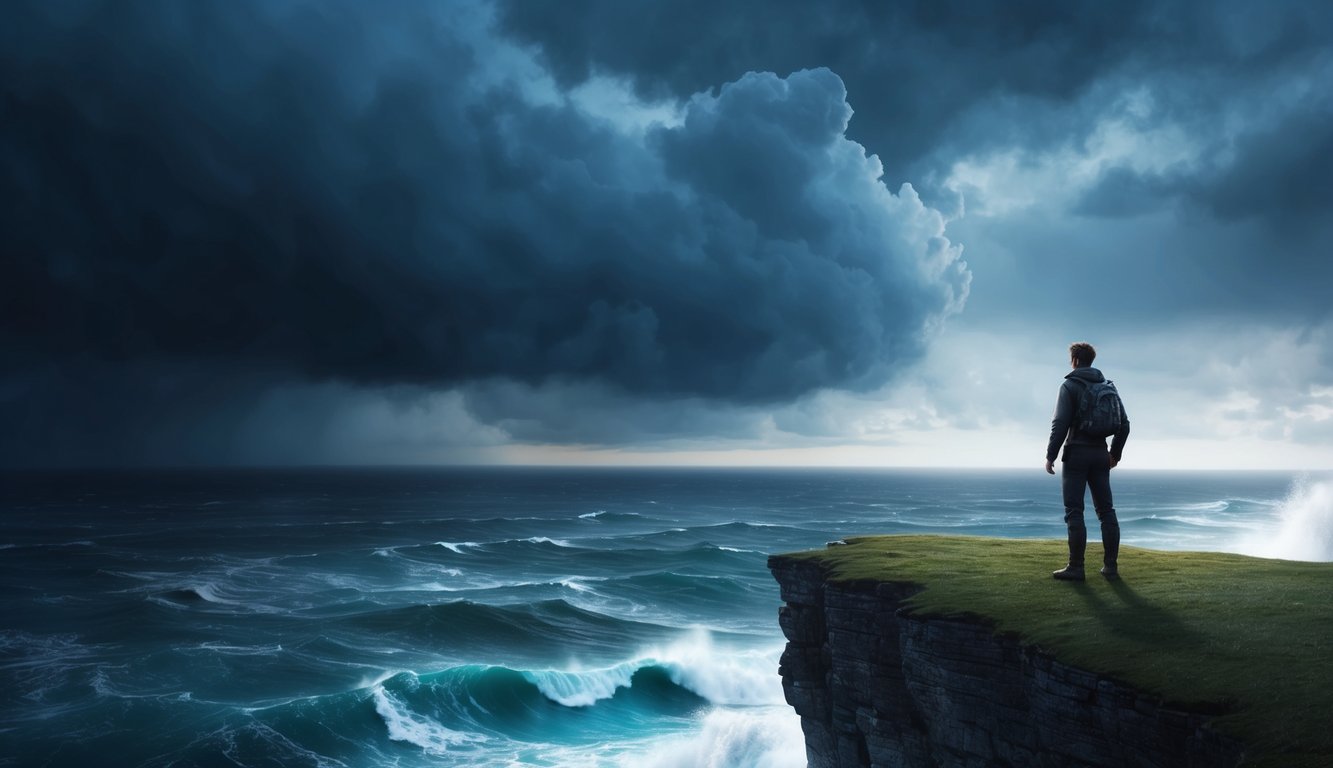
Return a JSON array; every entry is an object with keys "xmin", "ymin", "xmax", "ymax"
[{"xmin": 1234, "ymin": 478, "xmax": 1333, "ymax": 562}]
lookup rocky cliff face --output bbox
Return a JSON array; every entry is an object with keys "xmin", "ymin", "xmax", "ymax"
[{"xmin": 769, "ymin": 553, "xmax": 1245, "ymax": 768}]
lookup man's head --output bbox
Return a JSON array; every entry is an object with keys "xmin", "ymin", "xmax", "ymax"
[{"xmin": 1069, "ymin": 342, "xmax": 1096, "ymax": 368}]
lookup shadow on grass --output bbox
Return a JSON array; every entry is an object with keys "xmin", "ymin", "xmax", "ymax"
[{"xmin": 1069, "ymin": 578, "xmax": 1203, "ymax": 644}]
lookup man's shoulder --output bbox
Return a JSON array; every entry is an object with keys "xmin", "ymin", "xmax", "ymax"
[{"xmin": 1065, "ymin": 367, "xmax": 1106, "ymax": 384}]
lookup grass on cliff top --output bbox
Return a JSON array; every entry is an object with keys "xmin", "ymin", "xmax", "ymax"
[{"xmin": 782, "ymin": 535, "xmax": 1332, "ymax": 767}]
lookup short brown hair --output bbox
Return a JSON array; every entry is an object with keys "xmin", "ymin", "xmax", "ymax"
[{"xmin": 1069, "ymin": 342, "xmax": 1096, "ymax": 367}]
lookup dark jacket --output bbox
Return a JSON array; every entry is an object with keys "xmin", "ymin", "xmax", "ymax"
[{"xmin": 1045, "ymin": 366, "xmax": 1130, "ymax": 462}]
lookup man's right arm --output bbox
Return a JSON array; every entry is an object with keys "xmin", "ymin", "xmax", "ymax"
[{"xmin": 1046, "ymin": 382, "xmax": 1073, "ymax": 463}]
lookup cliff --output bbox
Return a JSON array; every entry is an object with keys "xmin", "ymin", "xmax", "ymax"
[{"xmin": 769, "ymin": 536, "xmax": 1332, "ymax": 768}]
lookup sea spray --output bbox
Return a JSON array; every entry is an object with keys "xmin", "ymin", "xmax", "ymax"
[
  {"xmin": 630, "ymin": 707, "xmax": 805, "ymax": 768},
  {"xmin": 1237, "ymin": 477, "xmax": 1333, "ymax": 561},
  {"xmin": 650, "ymin": 628, "xmax": 786, "ymax": 706}
]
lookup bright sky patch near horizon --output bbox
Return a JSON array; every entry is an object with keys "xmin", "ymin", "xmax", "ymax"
[{"xmin": 4, "ymin": 1, "xmax": 1333, "ymax": 470}]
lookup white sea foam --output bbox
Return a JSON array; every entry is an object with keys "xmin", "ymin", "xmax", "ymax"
[
  {"xmin": 1144, "ymin": 514, "xmax": 1245, "ymax": 529},
  {"xmin": 195, "ymin": 641, "xmax": 284, "ymax": 656},
  {"xmin": 144, "ymin": 595, "xmax": 186, "ymax": 611},
  {"xmin": 651, "ymin": 629, "xmax": 785, "ymax": 706},
  {"xmin": 355, "ymin": 670, "xmax": 403, "ymax": 691},
  {"xmin": 435, "ymin": 541, "xmax": 481, "ymax": 554},
  {"xmin": 524, "ymin": 661, "xmax": 642, "ymax": 707},
  {"xmin": 90, "ymin": 668, "xmax": 116, "ymax": 698},
  {"xmin": 372, "ymin": 686, "xmax": 485, "ymax": 754},
  {"xmin": 522, "ymin": 536, "xmax": 574, "ymax": 547},
  {"xmin": 1174, "ymin": 500, "xmax": 1232, "ymax": 513},
  {"xmin": 228, "ymin": 721, "xmax": 352, "ymax": 768},
  {"xmin": 628, "ymin": 706, "xmax": 805, "ymax": 768},
  {"xmin": 393, "ymin": 581, "xmax": 470, "ymax": 593},
  {"xmin": 558, "ymin": 577, "xmax": 599, "ymax": 594},
  {"xmin": 1234, "ymin": 478, "xmax": 1333, "ymax": 562}
]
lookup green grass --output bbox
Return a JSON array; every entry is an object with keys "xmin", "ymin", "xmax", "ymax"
[{"xmin": 781, "ymin": 535, "xmax": 1333, "ymax": 767}]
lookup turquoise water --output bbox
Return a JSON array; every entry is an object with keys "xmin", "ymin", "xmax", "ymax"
[{"xmin": 2, "ymin": 468, "xmax": 1328, "ymax": 766}]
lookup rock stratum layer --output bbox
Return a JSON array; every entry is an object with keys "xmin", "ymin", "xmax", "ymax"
[{"xmin": 769, "ymin": 554, "xmax": 1245, "ymax": 768}]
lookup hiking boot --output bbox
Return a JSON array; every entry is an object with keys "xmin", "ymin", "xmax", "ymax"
[
  {"xmin": 1052, "ymin": 565, "xmax": 1085, "ymax": 581},
  {"xmin": 1100, "ymin": 565, "xmax": 1120, "ymax": 580}
]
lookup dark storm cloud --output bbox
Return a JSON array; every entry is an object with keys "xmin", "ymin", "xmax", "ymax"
[
  {"xmin": 0, "ymin": 1, "xmax": 968, "ymax": 464},
  {"xmin": 1071, "ymin": 168, "xmax": 1169, "ymax": 219},
  {"xmin": 495, "ymin": 0, "xmax": 1148, "ymax": 189},
  {"xmin": 460, "ymin": 380, "xmax": 769, "ymax": 446},
  {"xmin": 2, "ymin": 361, "xmax": 504, "ymax": 466},
  {"xmin": 1074, "ymin": 104, "xmax": 1333, "ymax": 227},
  {"xmin": 497, "ymin": 0, "xmax": 1333, "ymax": 223},
  {"xmin": 1187, "ymin": 108, "xmax": 1333, "ymax": 226}
]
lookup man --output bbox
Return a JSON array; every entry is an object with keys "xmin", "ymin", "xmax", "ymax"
[{"xmin": 1045, "ymin": 342, "xmax": 1130, "ymax": 581}]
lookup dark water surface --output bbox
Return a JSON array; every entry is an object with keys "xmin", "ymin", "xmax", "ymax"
[{"xmin": 1, "ymin": 467, "xmax": 1321, "ymax": 767}]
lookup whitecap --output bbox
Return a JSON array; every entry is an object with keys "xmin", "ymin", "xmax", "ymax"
[
  {"xmin": 522, "ymin": 661, "xmax": 642, "ymax": 707},
  {"xmin": 557, "ymin": 577, "xmax": 605, "ymax": 594},
  {"xmin": 521, "ymin": 629, "xmax": 785, "ymax": 709},
  {"xmin": 372, "ymin": 686, "xmax": 485, "ymax": 754},
  {"xmin": 435, "ymin": 541, "xmax": 481, "ymax": 554},
  {"xmin": 521, "ymin": 536, "xmax": 574, "ymax": 547}
]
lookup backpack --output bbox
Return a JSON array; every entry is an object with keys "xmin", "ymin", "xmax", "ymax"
[{"xmin": 1075, "ymin": 379, "xmax": 1125, "ymax": 438}]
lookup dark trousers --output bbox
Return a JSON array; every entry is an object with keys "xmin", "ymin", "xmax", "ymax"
[{"xmin": 1061, "ymin": 444, "xmax": 1120, "ymax": 567}]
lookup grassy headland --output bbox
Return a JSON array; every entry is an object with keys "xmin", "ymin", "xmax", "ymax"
[{"xmin": 781, "ymin": 535, "xmax": 1332, "ymax": 767}]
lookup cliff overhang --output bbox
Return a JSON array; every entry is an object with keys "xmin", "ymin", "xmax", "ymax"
[{"xmin": 769, "ymin": 535, "xmax": 1331, "ymax": 768}]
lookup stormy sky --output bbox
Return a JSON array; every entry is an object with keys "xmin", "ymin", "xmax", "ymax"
[{"xmin": 3, "ymin": 0, "xmax": 1332, "ymax": 469}]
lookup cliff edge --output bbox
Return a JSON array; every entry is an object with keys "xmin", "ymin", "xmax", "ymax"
[{"xmin": 768, "ymin": 535, "xmax": 1331, "ymax": 768}]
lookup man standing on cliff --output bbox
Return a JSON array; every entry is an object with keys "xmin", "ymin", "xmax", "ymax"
[{"xmin": 1045, "ymin": 342, "xmax": 1130, "ymax": 581}]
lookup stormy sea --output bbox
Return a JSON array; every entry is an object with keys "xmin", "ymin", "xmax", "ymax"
[{"xmin": 3, "ymin": 467, "xmax": 1330, "ymax": 767}]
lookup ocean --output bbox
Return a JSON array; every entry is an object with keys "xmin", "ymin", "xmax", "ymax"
[{"xmin": 2, "ymin": 467, "xmax": 1330, "ymax": 767}]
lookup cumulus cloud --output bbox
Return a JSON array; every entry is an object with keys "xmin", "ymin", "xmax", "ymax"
[{"xmin": 0, "ymin": 0, "xmax": 968, "ymax": 464}]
